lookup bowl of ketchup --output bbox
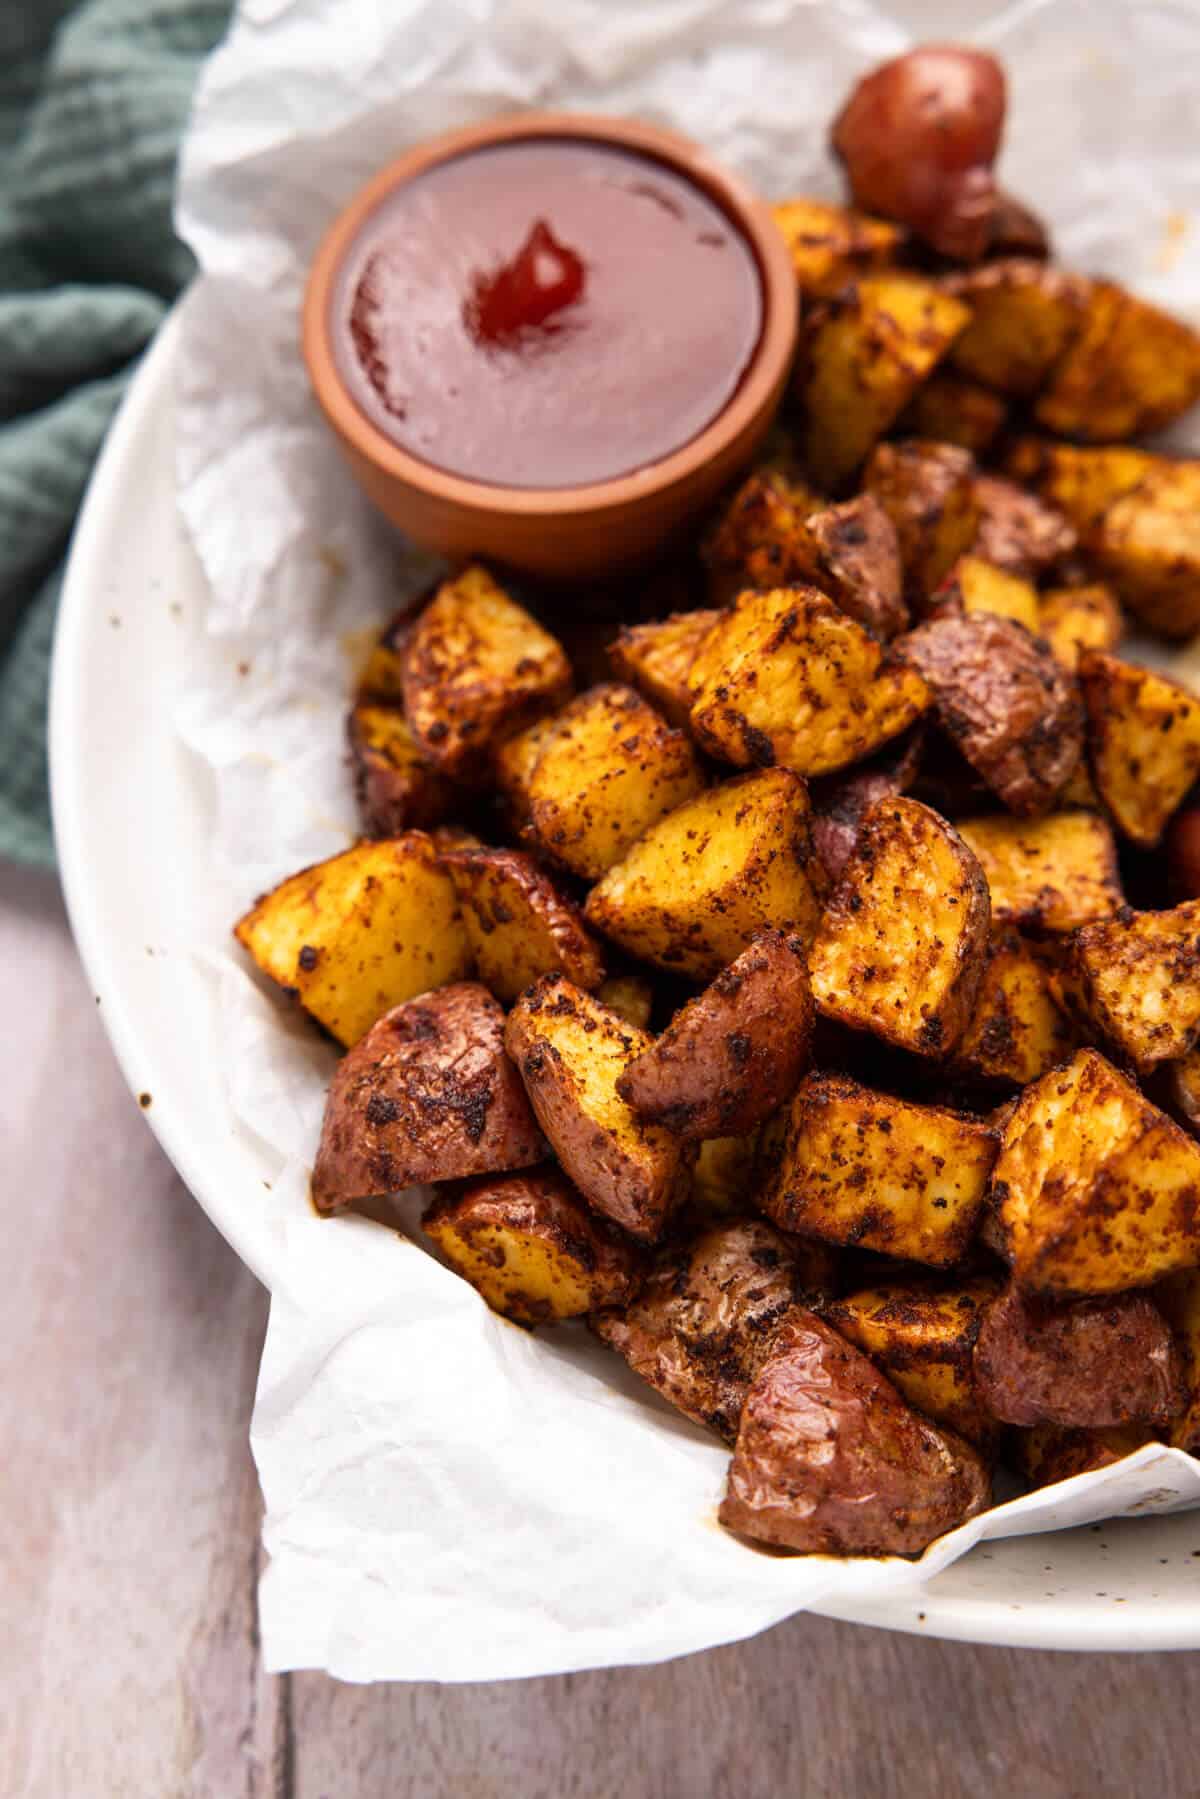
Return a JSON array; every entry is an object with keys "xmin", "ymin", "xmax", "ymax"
[{"xmin": 303, "ymin": 112, "xmax": 798, "ymax": 580}]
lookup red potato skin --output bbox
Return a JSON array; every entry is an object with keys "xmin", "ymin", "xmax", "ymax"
[
  {"xmin": 719, "ymin": 1311, "xmax": 992, "ymax": 1555},
  {"xmin": 805, "ymin": 494, "xmax": 909, "ymax": 641},
  {"xmin": 311, "ymin": 983, "xmax": 546, "ymax": 1213},
  {"xmin": 808, "ymin": 728, "xmax": 924, "ymax": 883},
  {"xmin": 616, "ymin": 932, "xmax": 814, "ymax": 1140},
  {"xmin": 973, "ymin": 1283, "xmax": 1184, "ymax": 1428},
  {"xmin": 971, "ymin": 476, "xmax": 1077, "ymax": 578}
]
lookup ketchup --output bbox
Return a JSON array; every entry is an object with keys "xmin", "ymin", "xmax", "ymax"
[{"xmin": 331, "ymin": 140, "xmax": 763, "ymax": 489}]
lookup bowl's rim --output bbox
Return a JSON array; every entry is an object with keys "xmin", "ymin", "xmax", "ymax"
[{"xmin": 301, "ymin": 110, "xmax": 798, "ymax": 517}]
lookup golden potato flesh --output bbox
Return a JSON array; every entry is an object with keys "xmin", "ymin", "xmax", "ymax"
[
  {"xmin": 607, "ymin": 610, "xmax": 721, "ymax": 729},
  {"xmin": 491, "ymin": 711, "xmax": 563, "ymax": 831},
  {"xmin": 953, "ymin": 928, "xmax": 1075, "ymax": 1086},
  {"xmin": 863, "ymin": 438, "xmax": 979, "ymax": 607},
  {"xmin": 810, "ymin": 796, "xmax": 990, "ymax": 1057},
  {"xmin": 939, "ymin": 557, "xmax": 1039, "ymax": 632},
  {"xmin": 422, "ymin": 1169, "xmax": 642, "ymax": 1326},
  {"xmin": 1005, "ymin": 438, "xmax": 1161, "ymax": 534},
  {"xmin": 1156, "ymin": 1271, "xmax": 1200, "ymax": 1453},
  {"xmin": 1037, "ymin": 584, "xmax": 1123, "ymax": 672},
  {"xmin": 1079, "ymin": 652, "xmax": 1200, "ymax": 848},
  {"xmin": 799, "ymin": 273, "xmax": 970, "ymax": 491},
  {"xmin": 402, "ymin": 564, "xmax": 571, "ymax": 775},
  {"xmin": 356, "ymin": 608, "xmax": 413, "ymax": 703},
  {"xmin": 234, "ymin": 834, "xmax": 472, "ymax": 1047},
  {"xmin": 945, "ymin": 259, "xmax": 1088, "ymax": 396},
  {"xmin": 584, "ymin": 768, "xmax": 824, "ymax": 980},
  {"xmin": 771, "ymin": 196, "xmax": 904, "ymax": 296},
  {"xmin": 901, "ymin": 371, "xmax": 1007, "ymax": 456},
  {"xmin": 1033, "ymin": 279, "xmax": 1200, "ymax": 441},
  {"xmin": 688, "ymin": 586, "xmax": 929, "ymax": 779},
  {"xmin": 825, "ymin": 1278, "xmax": 1002, "ymax": 1448},
  {"xmin": 1069, "ymin": 901, "xmax": 1200, "ymax": 1072},
  {"xmin": 761, "ymin": 1073, "xmax": 998, "ymax": 1268},
  {"xmin": 690, "ymin": 1133, "xmax": 759, "ymax": 1216},
  {"xmin": 595, "ymin": 974, "xmax": 654, "ymax": 1033},
  {"xmin": 347, "ymin": 702, "xmax": 455, "ymax": 837},
  {"xmin": 441, "ymin": 846, "xmax": 605, "ymax": 1004},
  {"xmin": 956, "ymin": 810, "xmax": 1123, "ymax": 935},
  {"xmin": 526, "ymin": 683, "xmax": 703, "ymax": 881},
  {"xmin": 993, "ymin": 1048, "xmax": 1200, "ymax": 1295},
  {"xmin": 702, "ymin": 467, "xmax": 821, "ymax": 596},
  {"xmin": 504, "ymin": 977, "xmax": 685, "ymax": 1242}
]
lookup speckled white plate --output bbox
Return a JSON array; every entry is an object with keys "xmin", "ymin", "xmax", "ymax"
[{"xmin": 50, "ymin": 308, "xmax": 1200, "ymax": 1652}]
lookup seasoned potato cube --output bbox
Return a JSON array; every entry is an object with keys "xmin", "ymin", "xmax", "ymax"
[
  {"xmin": 1038, "ymin": 584, "xmax": 1123, "ymax": 671},
  {"xmin": 441, "ymin": 846, "xmax": 604, "ymax": 1004},
  {"xmin": 1080, "ymin": 652, "xmax": 1200, "ymax": 847},
  {"xmin": 808, "ymin": 727, "xmax": 924, "ymax": 883},
  {"xmin": 595, "ymin": 974, "xmax": 654, "ymax": 1032},
  {"xmin": 607, "ymin": 609, "xmax": 721, "ymax": 728},
  {"xmin": 1067, "ymin": 900, "xmax": 1200, "ymax": 1072},
  {"xmin": 864, "ymin": 439, "xmax": 979, "ymax": 607},
  {"xmin": 234, "ymin": 834, "xmax": 472, "ymax": 1047},
  {"xmin": 771, "ymin": 196, "xmax": 904, "ymax": 295},
  {"xmin": 526, "ymin": 684, "xmax": 703, "ymax": 881},
  {"xmin": 899, "ymin": 612, "xmax": 1083, "ymax": 816},
  {"xmin": 1014, "ymin": 1423, "xmax": 1157, "ymax": 1490},
  {"xmin": 505, "ymin": 977, "xmax": 684, "ymax": 1241},
  {"xmin": 799, "ymin": 274, "xmax": 970, "ymax": 490},
  {"xmin": 403, "ymin": 565, "xmax": 571, "ymax": 774},
  {"xmin": 719, "ymin": 1312, "xmax": 990, "ymax": 1554},
  {"xmin": 945, "ymin": 259, "xmax": 1088, "ymax": 395},
  {"xmin": 992, "ymin": 1048, "xmax": 1200, "ymax": 1294},
  {"xmin": 688, "ymin": 586, "xmax": 929, "ymax": 778},
  {"xmin": 1156, "ymin": 1271, "xmax": 1200, "ymax": 1453},
  {"xmin": 971, "ymin": 475, "xmax": 1077, "ymax": 579},
  {"xmin": 1034, "ymin": 279, "xmax": 1200, "ymax": 441},
  {"xmin": 795, "ymin": 492, "xmax": 908, "ymax": 640},
  {"xmin": 356, "ymin": 608, "xmax": 415, "ymax": 703},
  {"xmin": 584, "ymin": 769, "xmax": 824, "ymax": 980},
  {"xmin": 703, "ymin": 467, "xmax": 821, "ymax": 595},
  {"xmin": 592, "ymin": 1218, "xmax": 835, "ymax": 1444},
  {"xmin": 957, "ymin": 810, "xmax": 1123, "ymax": 934},
  {"xmin": 953, "ymin": 928, "xmax": 1074, "ymax": 1086},
  {"xmin": 973, "ymin": 1282, "xmax": 1182, "ymax": 1428},
  {"xmin": 761, "ymin": 1073, "xmax": 997, "ymax": 1266},
  {"xmin": 422, "ymin": 1168, "xmax": 641, "ymax": 1326},
  {"xmin": 347, "ymin": 702, "xmax": 455, "ymax": 837},
  {"xmin": 810, "ymin": 797, "xmax": 990, "ymax": 1057},
  {"xmin": 617, "ymin": 932, "xmax": 813, "ymax": 1140},
  {"xmin": 825, "ymin": 1278, "xmax": 1001, "ymax": 1447},
  {"xmin": 310, "ymin": 984, "xmax": 546, "ymax": 1213},
  {"xmin": 1004, "ymin": 438, "xmax": 1159, "ymax": 534},
  {"xmin": 491, "ymin": 710, "xmax": 562, "ymax": 831},
  {"xmin": 901, "ymin": 371, "xmax": 1008, "ymax": 455},
  {"xmin": 690, "ymin": 1132, "xmax": 758, "ymax": 1215},
  {"xmin": 937, "ymin": 556, "xmax": 1039, "ymax": 632}
]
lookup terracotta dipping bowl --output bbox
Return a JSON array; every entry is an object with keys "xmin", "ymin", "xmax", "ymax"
[{"xmin": 302, "ymin": 112, "xmax": 799, "ymax": 581}]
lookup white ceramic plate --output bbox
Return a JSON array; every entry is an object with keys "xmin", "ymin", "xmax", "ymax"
[{"xmin": 50, "ymin": 309, "xmax": 1200, "ymax": 1652}]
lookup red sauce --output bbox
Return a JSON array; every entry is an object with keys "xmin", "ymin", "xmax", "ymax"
[{"xmin": 331, "ymin": 140, "xmax": 763, "ymax": 489}]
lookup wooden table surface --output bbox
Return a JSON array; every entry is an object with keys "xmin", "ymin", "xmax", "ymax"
[{"xmin": 5, "ymin": 858, "xmax": 1200, "ymax": 1799}]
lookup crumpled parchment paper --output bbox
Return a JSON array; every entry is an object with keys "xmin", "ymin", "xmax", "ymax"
[{"xmin": 174, "ymin": 0, "xmax": 1200, "ymax": 1680}]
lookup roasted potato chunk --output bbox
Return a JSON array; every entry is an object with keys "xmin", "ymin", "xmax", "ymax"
[
  {"xmin": 347, "ymin": 702, "xmax": 456, "ymax": 837},
  {"xmin": 796, "ymin": 492, "xmax": 908, "ymax": 640},
  {"xmin": 1014, "ymin": 1423, "xmax": 1156, "ymax": 1490},
  {"xmin": 1156, "ymin": 1271, "xmax": 1200, "ymax": 1453},
  {"xmin": 688, "ymin": 586, "xmax": 929, "ymax": 778},
  {"xmin": 771, "ymin": 196, "xmax": 904, "ymax": 295},
  {"xmin": 690, "ymin": 1133, "xmax": 759, "ymax": 1216},
  {"xmin": 992, "ymin": 1048, "xmax": 1200, "ymax": 1295},
  {"xmin": 234, "ymin": 834, "xmax": 472, "ymax": 1048},
  {"xmin": 585, "ymin": 769, "xmax": 824, "ymax": 980},
  {"xmin": 810, "ymin": 797, "xmax": 991, "ymax": 1057},
  {"xmin": 402, "ymin": 565, "xmax": 571, "ymax": 775},
  {"xmin": 1165, "ymin": 1048, "xmax": 1200, "ymax": 1141},
  {"xmin": 808, "ymin": 729, "xmax": 924, "ymax": 883},
  {"xmin": 799, "ymin": 274, "xmax": 970, "ymax": 490},
  {"xmin": 901, "ymin": 371, "xmax": 1007, "ymax": 456},
  {"xmin": 491, "ymin": 711, "xmax": 563, "ymax": 832},
  {"xmin": 702, "ymin": 466, "xmax": 820, "ymax": 595},
  {"xmin": 422, "ymin": 1168, "xmax": 641, "ymax": 1326},
  {"xmin": 970, "ymin": 475, "xmax": 1076, "ymax": 580},
  {"xmin": 824, "ymin": 1278, "xmax": 1001, "ymax": 1448},
  {"xmin": 505, "ymin": 977, "xmax": 684, "ymax": 1242},
  {"xmin": 956, "ymin": 810, "xmax": 1123, "ymax": 934},
  {"xmin": 617, "ymin": 932, "xmax": 813, "ymax": 1140},
  {"xmin": 595, "ymin": 974, "xmax": 654, "ymax": 1032},
  {"xmin": 953, "ymin": 928, "xmax": 1074, "ymax": 1086},
  {"xmin": 441, "ymin": 846, "xmax": 604, "ymax": 1004},
  {"xmin": 526, "ymin": 683, "xmax": 703, "ymax": 881},
  {"xmin": 593, "ymin": 1218, "xmax": 836, "ymax": 1444},
  {"xmin": 972, "ymin": 1282, "xmax": 1182, "ymax": 1429},
  {"xmin": 945, "ymin": 259, "xmax": 1088, "ymax": 395},
  {"xmin": 1004, "ymin": 438, "xmax": 1159, "ymax": 534},
  {"xmin": 1067, "ymin": 900, "xmax": 1200, "ymax": 1072},
  {"xmin": 935, "ymin": 556, "xmax": 1039, "ymax": 632},
  {"xmin": 1079, "ymin": 652, "xmax": 1200, "ymax": 848},
  {"xmin": 719, "ymin": 1313, "xmax": 991, "ymax": 1555},
  {"xmin": 1033, "ymin": 278, "xmax": 1200, "ymax": 441},
  {"xmin": 356, "ymin": 609, "xmax": 414, "ymax": 704},
  {"xmin": 1037, "ymin": 584, "xmax": 1123, "ymax": 671},
  {"xmin": 898, "ymin": 612, "xmax": 1083, "ymax": 816},
  {"xmin": 761, "ymin": 1074, "xmax": 997, "ymax": 1267},
  {"xmin": 310, "ymin": 984, "xmax": 546, "ymax": 1213},
  {"xmin": 607, "ymin": 609, "xmax": 721, "ymax": 728},
  {"xmin": 864, "ymin": 439, "xmax": 979, "ymax": 608}
]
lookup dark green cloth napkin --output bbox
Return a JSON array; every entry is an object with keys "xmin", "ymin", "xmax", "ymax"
[{"xmin": 0, "ymin": 0, "xmax": 230, "ymax": 865}]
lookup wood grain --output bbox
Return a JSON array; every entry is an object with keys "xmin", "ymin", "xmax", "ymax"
[{"xmin": 5, "ymin": 859, "xmax": 1200, "ymax": 1799}]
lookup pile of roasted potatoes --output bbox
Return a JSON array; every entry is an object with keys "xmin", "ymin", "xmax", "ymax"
[{"xmin": 236, "ymin": 46, "xmax": 1200, "ymax": 1556}]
